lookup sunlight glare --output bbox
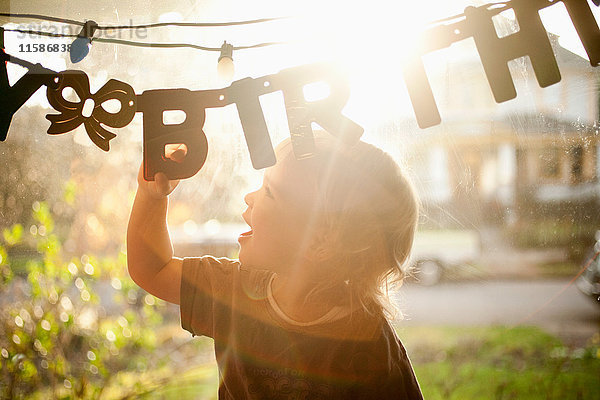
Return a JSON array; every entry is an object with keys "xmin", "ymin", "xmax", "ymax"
[{"xmin": 303, "ymin": 81, "xmax": 331, "ymax": 102}]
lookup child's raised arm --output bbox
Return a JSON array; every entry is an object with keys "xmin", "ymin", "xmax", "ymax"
[{"xmin": 127, "ymin": 165, "xmax": 183, "ymax": 305}]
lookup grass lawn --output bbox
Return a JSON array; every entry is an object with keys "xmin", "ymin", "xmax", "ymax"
[
  {"xmin": 116, "ymin": 325, "xmax": 599, "ymax": 400},
  {"xmin": 397, "ymin": 325, "xmax": 600, "ymax": 400}
]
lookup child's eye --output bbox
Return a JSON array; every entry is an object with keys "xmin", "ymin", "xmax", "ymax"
[{"xmin": 264, "ymin": 186, "xmax": 274, "ymax": 198}]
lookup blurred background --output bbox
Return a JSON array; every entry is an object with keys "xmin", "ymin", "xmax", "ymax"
[{"xmin": 1, "ymin": 0, "xmax": 599, "ymax": 398}]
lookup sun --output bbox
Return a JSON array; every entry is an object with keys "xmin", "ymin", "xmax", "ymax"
[
  {"xmin": 230, "ymin": 1, "xmax": 449, "ymax": 127},
  {"xmin": 208, "ymin": 1, "xmax": 503, "ymax": 138}
]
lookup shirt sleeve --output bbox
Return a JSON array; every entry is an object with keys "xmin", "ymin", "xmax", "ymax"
[
  {"xmin": 179, "ymin": 256, "xmax": 240, "ymax": 338},
  {"xmin": 381, "ymin": 321, "xmax": 424, "ymax": 399}
]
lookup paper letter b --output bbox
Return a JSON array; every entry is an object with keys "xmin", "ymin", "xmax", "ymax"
[{"xmin": 136, "ymin": 89, "xmax": 209, "ymax": 181}]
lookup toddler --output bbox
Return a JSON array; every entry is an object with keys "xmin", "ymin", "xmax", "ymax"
[{"xmin": 127, "ymin": 134, "xmax": 423, "ymax": 399}]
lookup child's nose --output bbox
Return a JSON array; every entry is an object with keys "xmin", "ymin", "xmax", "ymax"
[{"xmin": 244, "ymin": 191, "xmax": 253, "ymax": 206}]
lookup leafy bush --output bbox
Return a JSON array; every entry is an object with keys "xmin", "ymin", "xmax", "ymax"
[{"xmin": 0, "ymin": 203, "xmax": 171, "ymax": 399}]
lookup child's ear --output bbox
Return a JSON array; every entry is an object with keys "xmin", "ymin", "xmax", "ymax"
[{"xmin": 306, "ymin": 230, "xmax": 335, "ymax": 262}]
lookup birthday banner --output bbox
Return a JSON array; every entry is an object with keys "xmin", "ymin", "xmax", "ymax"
[
  {"xmin": 0, "ymin": 53, "xmax": 363, "ymax": 180},
  {"xmin": 1, "ymin": 0, "xmax": 599, "ymax": 180}
]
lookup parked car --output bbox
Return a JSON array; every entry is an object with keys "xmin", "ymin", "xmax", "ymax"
[
  {"xmin": 576, "ymin": 230, "xmax": 600, "ymax": 307},
  {"xmin": 407, "ymin": 229, "xmax": 481, "ymax": 286}
]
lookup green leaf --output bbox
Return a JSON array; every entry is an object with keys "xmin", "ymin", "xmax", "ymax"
[
  {"xmin": 63, "ymin": 179, "xmax": 77, "ymax": 205},
  {"xmin": 33, "ymin": 202, "xmax": 54, "ymax": 234},
  {"xmin": 2, "ymin": 224, "xmax": 23, "ymax": 246}
]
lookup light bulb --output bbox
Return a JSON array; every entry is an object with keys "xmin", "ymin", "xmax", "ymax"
[
  {"xmin": 70, "ymin": 21, "xmax": 98, "ymax": 64},
  {"xmin": 217, "ymin": 56, "xmax": 234, "ymax": 81},
  {"xmin": 217, "ymin": 41, "xmax": 234, "ymax": 82},
  {"xmin": 70, "ymin": 37, "xmax": 92, "ymax": 63}
]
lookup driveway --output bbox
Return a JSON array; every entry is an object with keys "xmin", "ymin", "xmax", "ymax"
[{"xmin": 395, "ymin": 279, "xmax": 600, "ymax": 346}]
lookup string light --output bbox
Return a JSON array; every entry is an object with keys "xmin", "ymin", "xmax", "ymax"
[
  {"xmin": 70, "ymin": 20, "xmax": 98, "ymax": 63},
  {"xmin": 0, "ymin": 1, "xmax": 597, "ymax": 66},
  {"xmin": 0, "ymin": 1, "xmax": 569, "ymax": 56},
  {"xmin": 0, "ymin": 12, "xmax": 287, "ymax": 64},
  {"xmin": 217, "ymin": 41, "xmax": 234, "ymax": 82}
]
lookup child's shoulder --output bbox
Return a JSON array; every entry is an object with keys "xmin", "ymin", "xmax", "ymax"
[
  {"xmin": 183, "ymin": 255, "xmax": 239, "ymax": 274},
  {"xmin": 184, "ymin": 256, "xmax": 273, "ymax": 289}
]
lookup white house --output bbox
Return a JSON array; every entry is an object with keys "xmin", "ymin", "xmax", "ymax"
[{"xmin": 399, "ymin": 33, "xmax": 600, "ymax": 226}]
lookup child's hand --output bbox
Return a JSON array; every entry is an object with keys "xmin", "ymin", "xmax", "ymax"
[
  {"xmin": 136, "ymin": 146, "xmax": 186, "ymax": 199},
  {"xmin": 137, "ymin": 166, "xmax": 180, "ymax": 199}
]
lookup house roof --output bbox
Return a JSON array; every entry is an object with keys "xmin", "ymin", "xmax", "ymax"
[{"xmin": 547, "ymin": 33, "xmax": 595, "ymax": 69}]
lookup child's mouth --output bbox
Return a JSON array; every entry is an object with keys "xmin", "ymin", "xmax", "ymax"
[
  {"xmin": 239, "ymin": 230, "xmax": 253, "ymax": 238},
  {"xmin": 240, "ymin": 213, "xmax": 252, "ymax": 239}
]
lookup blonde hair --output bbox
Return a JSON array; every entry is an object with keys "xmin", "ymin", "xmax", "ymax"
[{"xmin": 277, "ymin": 134, "xmax": 420, "ymax": 318}]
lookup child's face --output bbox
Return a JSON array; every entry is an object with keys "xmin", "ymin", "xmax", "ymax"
[{"xmin": 238, "ymin": 147, "xmax": 321, "ymax": 273}]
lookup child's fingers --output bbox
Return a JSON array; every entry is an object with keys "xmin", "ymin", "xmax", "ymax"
[
  {"xmin": 135, "ymin": 163, "xmax": 180, "ymax": 198},
  {"xmin": 154, "ymin": 172, "xmax": 180, "ymax": 196},
  {"xmin": 154, "ymin": 172, "xmax": 170, "ymax": 195},
  {"xmin": 169, "ymin": 148, "xmax": 187, "ymax": 163}
]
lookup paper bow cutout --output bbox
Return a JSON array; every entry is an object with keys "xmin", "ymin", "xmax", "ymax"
[{"xmin": 45, "ymin": 70, "xmax": 136, "ymax": 151}]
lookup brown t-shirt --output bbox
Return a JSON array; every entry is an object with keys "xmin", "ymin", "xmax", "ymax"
[{"xmin": 180, "ymin": 256, "xmax": 423, "ymax": 400}]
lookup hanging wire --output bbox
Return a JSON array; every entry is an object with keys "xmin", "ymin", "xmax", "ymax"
[
  {"xmin": 0, "ymin": 3, "xmax": 515, "ymax": 31},
  {"xmin": 96, "ymin": 17, "xmax": 291, "ymax": 29},
  {"xmin": 0, "ymin": 0, "xmax": 577, "ymax": 32},
  {"xmin": 0, "ymin": 12, "xmax": 84, "ymax": 26},
  {"xmin": 0, "ymin": 13, "xmax": 289, "ymax": 52},
  {"xmin": 0, "ymin": 28, "xmax": 284, "ymax": 51},
  {"xmin": 0, "ymin": 12, "xmax": 289, "ymax": 29},
  {"xmin": 0, "ymin": 0, "xmax": 583, "ymax": 53},
  {"xmin": 2, "ymin": 28, "xmax": 78, "ymax": 38},
  {"xmin": 91, "ymin": 37, "xmax": 285, "ymax": 51}
]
